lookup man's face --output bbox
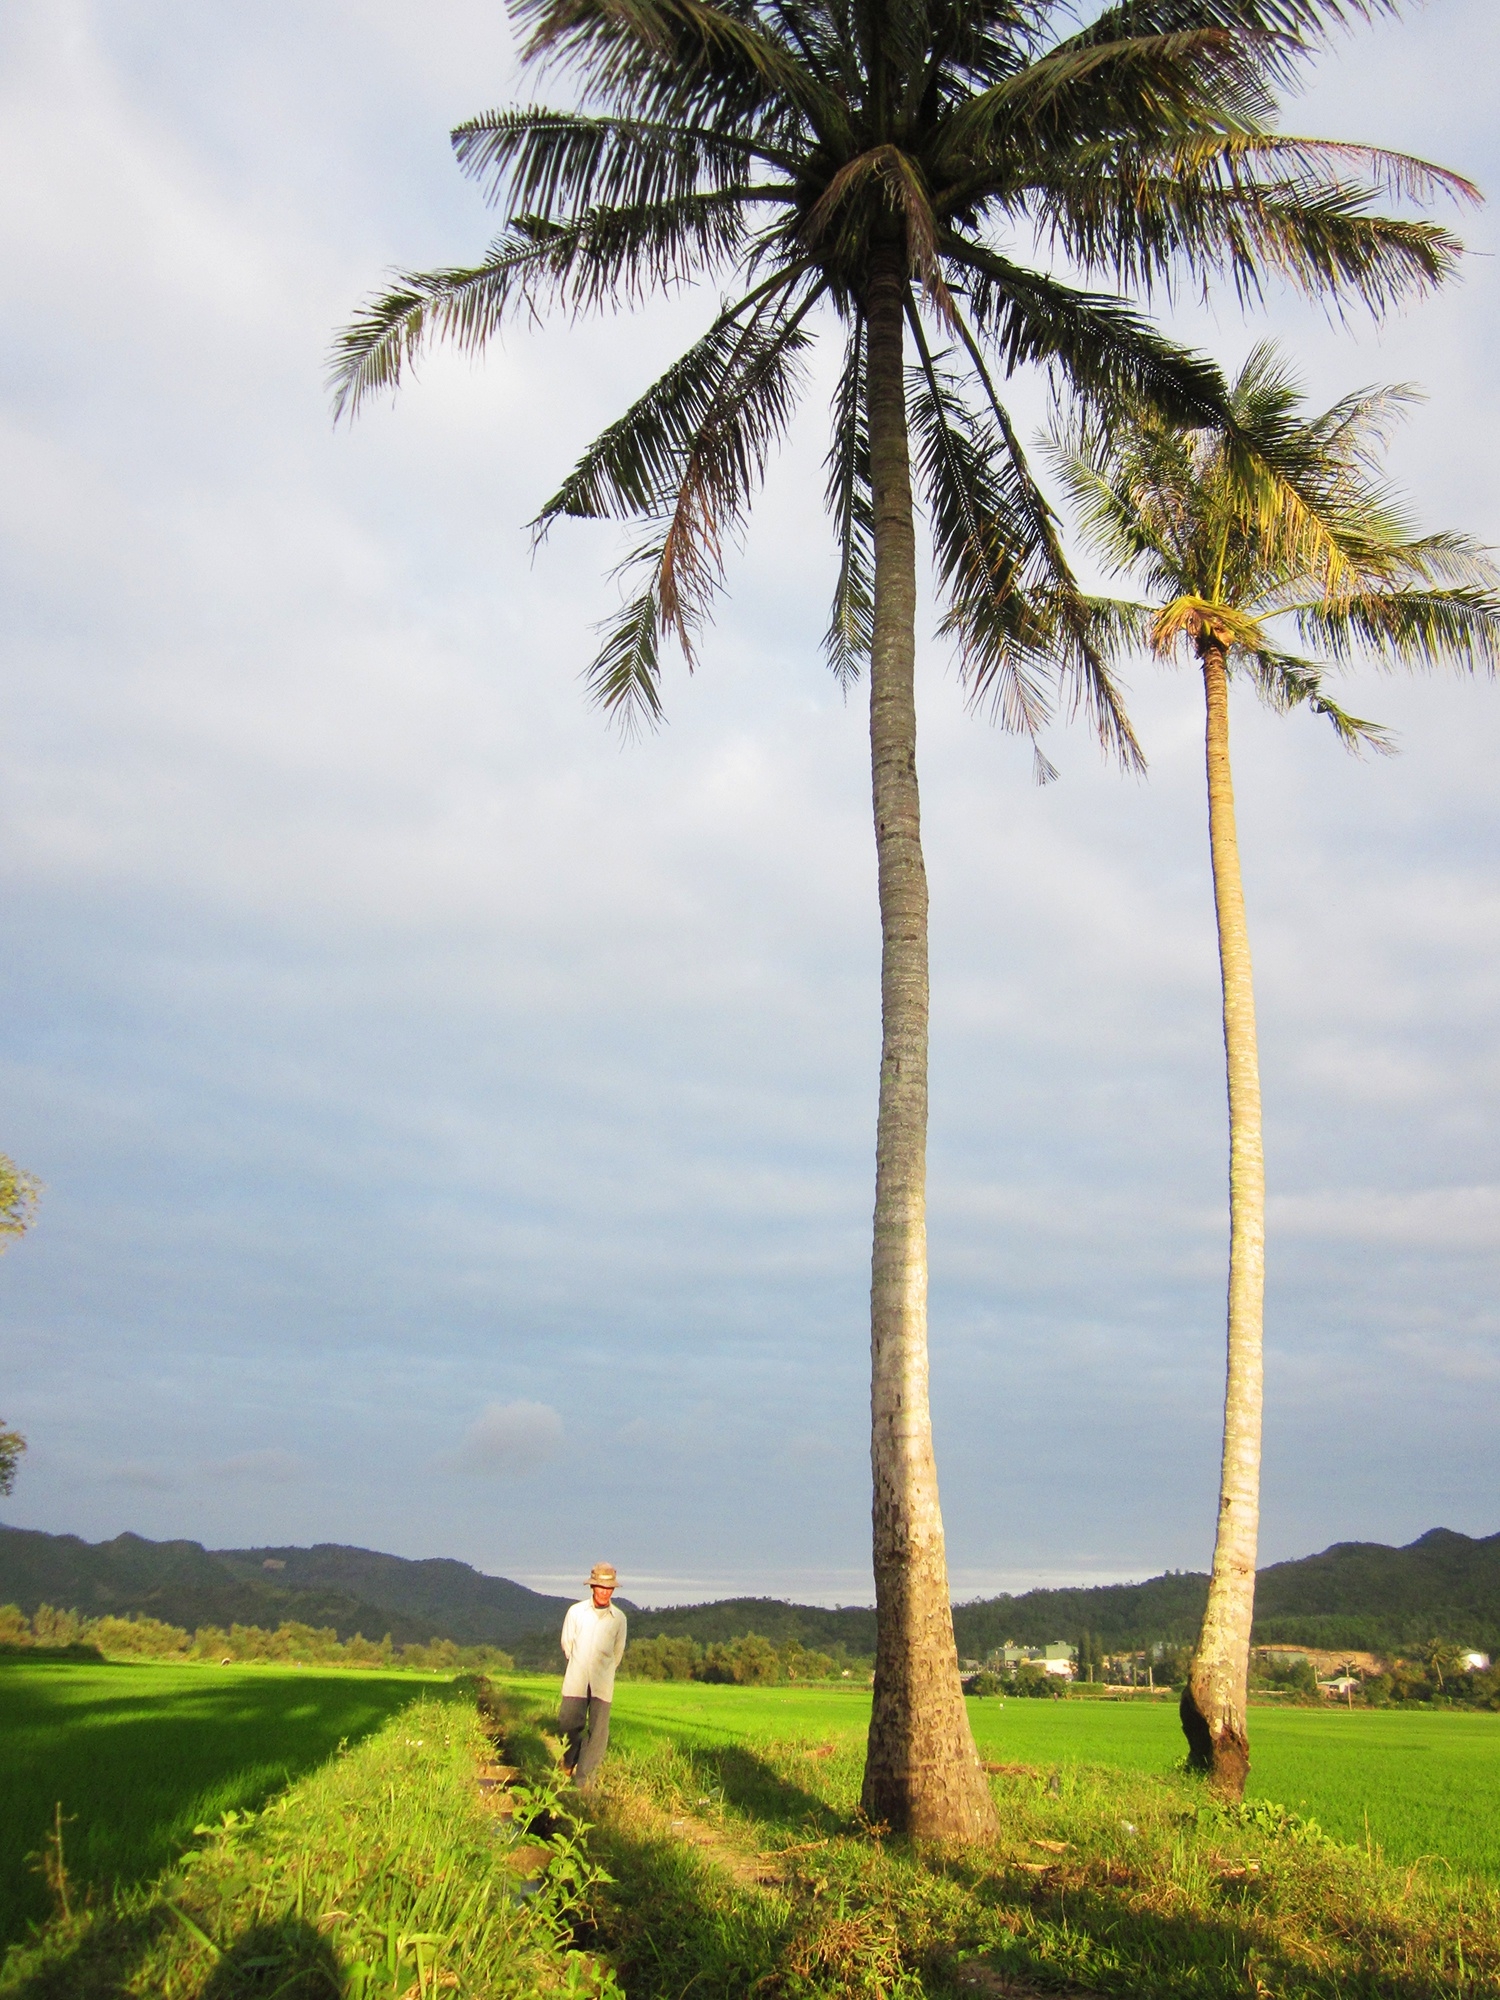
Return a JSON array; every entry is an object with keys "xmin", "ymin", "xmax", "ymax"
[{"xmin": 591, "ymin": 1583, "xmax": 615, "ymax": 1608}]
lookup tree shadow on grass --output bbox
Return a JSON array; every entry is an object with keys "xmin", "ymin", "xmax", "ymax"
[
  {"xmin": 674, "ymin": 1742, "xmax": 847, "ymax": 1836},
  {"xmin": 0, "ymin": 1910, "xmax": 344, "ymax": 2000},
  {"xmin": 0, "ymin": 1902, "xmax": 171, "ymax": 2000},
  {"xmin": 925, "ymin": 1849, "xmax": 1452, "ymax": 2000},
  {"xmin": 582, "ymin": 1797, "xmax": 795, "ymax": 2000},
  {"xmin": 197, "ymin": 1919, "xmax": 342, "ymax": 1999},
  {"xmin": 2, "ymin": 1665, "xmax": 433, "ymax": 1950}
]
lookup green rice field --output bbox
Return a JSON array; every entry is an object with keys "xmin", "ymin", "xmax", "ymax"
[
  {"xmin": 5, "ymin": 1660, "xmax": 1498, "ymax": 1980},
  {"xmin": 510, "ymin": 1675, "xmax": 1500, "ymax": 1885},
  {"xmin": 0, "ymin": 1659, "xmax": 427, "ymax": 1949}
]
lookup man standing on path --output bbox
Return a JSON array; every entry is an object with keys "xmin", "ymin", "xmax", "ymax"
[{"xmin": 559, "ymin": 1562, "xmax": 627, "ymax": 1787}]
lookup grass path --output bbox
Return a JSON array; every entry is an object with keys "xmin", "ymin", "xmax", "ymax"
[
  {"xmin": 0, "ymin": 1660, "xmax": 433, "ymax": 1948},
  {"xmin": 510, "ymin": 1676, "xmax": 1500, "ymax": 1884}
]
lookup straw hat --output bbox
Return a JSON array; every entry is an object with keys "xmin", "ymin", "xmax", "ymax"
[{"xmin": 588, "ymin": 1562, "xmax": 618, "ymax": 1588}]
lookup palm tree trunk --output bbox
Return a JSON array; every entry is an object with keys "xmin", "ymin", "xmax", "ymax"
[
  {"xmin": 858, "ymin": 241, "xmax": 996, "ymax": 1843},
  {"xmin": 1181, "ymin": 638, "xmax": 1265, "ymax": 1799}
]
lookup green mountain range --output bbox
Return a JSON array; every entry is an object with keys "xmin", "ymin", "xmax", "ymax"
[
  {"xmin": 0, "ymin": 1524, "xmax": 573, "ymax": 1647},
  {"xmin": 3, "ymin": 1522, "xmax": 1496, "ymax": 1662}
]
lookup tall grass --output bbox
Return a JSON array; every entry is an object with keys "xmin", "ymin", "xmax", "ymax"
[{"xmin": 1, "ymin": 1682, "xmax": 620, "ymax": 1999}]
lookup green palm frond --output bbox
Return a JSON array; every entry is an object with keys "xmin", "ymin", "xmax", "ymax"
[
  {"xmin": 824, "ymin": 315, "xmax": 873, "ymax": 686},
  {"xmin": 452, "ymin": 108, "xmax": 791, "ymax": 218},
  {"xmin": 575, "ymin": 281, "xmax": 819, "ymax": 725},
  {"xmin": 588, "ymin": 562, "xmax": 668, "ymax": 732},
  {"xmin": 534, "ymin": 272, "xmax": 815, "ymax": 526},
  {"xmin": 936, "ymin": 29, "xmax": 1276, "ymax": 177},
  {"xmin": 1240, "ymin": 647, "xmax": 1395, "ymax": 751},
  {"xmin": 935, "ymin": 305, "xmax": 1144, "ymax": 767},
  {"xmin": 906, "ymin": 327, "xmax": 1057, "ymax": 746},
  {"xmin": 1295, "ymin": 587, "xmax": 1500, "ymax": 672},
  {"xmin": 949, "ymin": 242, "xmax": 1229, "ymax": 426},
  {"xmin": 331, "ymin": 198, "xmax": 746, "ymax": 418},
  {"xmin": 1031, "ymin": 141, "xmax": 1466, "ymax": 311},
  {"xmin": 1046, "ymin": 340, "xmax": 1500, "ymax": 753},
  {"xmin": 514, "ymin": 0, "xmax": 850, "ymax": 145}
]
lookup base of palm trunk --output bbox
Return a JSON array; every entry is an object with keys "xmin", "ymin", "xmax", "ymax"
[
  {"xmin": 861, "ymin": 1571, "xmax": 998, "ymax": 1841},
  {"xmin": 861, "ymin": 1704, "xmax": 997, "ymax": 1841},
  {"xmin": 1180, "ymin": 1681, "xmax": 1250, "ymax": 1799}
]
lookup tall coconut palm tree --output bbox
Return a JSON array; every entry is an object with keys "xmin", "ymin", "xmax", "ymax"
[
  {"xmin": 333, "ymin": 0, "xmax": 1468, "ymax": 1837},
  {"xmin": 1047, "ymin": 345, "xmax": 1500, "ymax": 1796}
]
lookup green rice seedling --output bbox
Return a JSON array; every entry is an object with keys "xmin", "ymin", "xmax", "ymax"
[{"xmin": 0, "ymin": 1659, "xmax": 429, "ymax": 1947}]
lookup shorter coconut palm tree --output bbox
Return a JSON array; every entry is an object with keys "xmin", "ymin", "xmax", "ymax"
[{"xmin": 1046, "ymin": 344, "xmax": 1500, "ymax": 1796}]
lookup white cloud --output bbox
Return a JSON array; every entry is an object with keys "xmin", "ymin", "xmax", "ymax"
[
  {"xmin": 1271, "ymin": 1187, "xmax": 1500, "ymax": 1252},
  {"xmin": 101, "ymin": 1462, "xmax": 179, "ymax": 1491},
  {"xmin": 203, "ymin": 1449, "xmax": 304, "ymax": 1484},
  {"xmin": 458, "ymin": 1401, "xmax": 565, "ymax": 1477}
]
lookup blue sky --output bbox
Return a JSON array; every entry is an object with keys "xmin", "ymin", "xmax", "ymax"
[{"xmin": 1, "ymin": 1, "xmax": 1497, "ymax": 1606}]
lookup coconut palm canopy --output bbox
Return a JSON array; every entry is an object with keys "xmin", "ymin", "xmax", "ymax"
[
  {"xmin": 332, "ymin": 0, "xmax": 1468, "ymax": 763},
  {"xmin": 1047, "ymin": 341, "xmax": 1500, "ymax": 736}
]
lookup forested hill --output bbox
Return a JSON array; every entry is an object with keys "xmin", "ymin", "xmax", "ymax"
[
  {"xmin": 0, "ymin": 1524, "xmax": 573, "ymax": 1646},
  {"xmin": 610, "ymin": 1528, "xmax": 1500, "ymax": 1663},
  {"xmin": 4, "ymin": 1522, "xmax": 1496, "ymax": 1659}
]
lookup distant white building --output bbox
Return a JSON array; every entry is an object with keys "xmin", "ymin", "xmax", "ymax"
[
  {"xmin": 1462, "ymin": 1652, "xmax": 1491, "ymax": 1672},
  {"xmin": 991, "ymin": 1642, "xmax": 1077, "ymax": 1678}
]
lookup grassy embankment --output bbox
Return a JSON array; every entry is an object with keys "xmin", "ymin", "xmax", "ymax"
[{"xmin": 0, "ymin": 1673, "xmax": 616, "ymax": 1999}]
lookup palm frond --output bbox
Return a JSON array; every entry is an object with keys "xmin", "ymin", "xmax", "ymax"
[
  {"xmin": 936, "ymin": 29, "xmax": 1274, "ymax": 182},
  {"xmin": 944, "ymin": 305, "xmax": 1145, "ymax": 765},
  {"xmin": 804, "ymin": 145, "xmax": 956, "ymax": 316},
  {"xmin": 1294, "ymin": 587, "xmax": 1500, "ymax": 673},
  {"xmin": 946, "ymin": 238, "xmax": 1230, "ymax": 427},
  {"xmin": 573, "ymin": 282, "xmax": 820, "ymax": 726},
  {"xmin": 905, "ymin": 322, "xmax": 1057, "ymax": 746},
  {"xmin": 1151, "ymin": 594, "xmax": 1269, "ymax": 656},
  {"xmin": 587, "ymin": 561, "xmax": 668, "ymax": 732},
  {"xmin": 534, "ymin": 268, "xmax": 813, "ymax": 525},
  {"xmin": 1242, "ymin": 647, "xmax": 1395, "ymax": 752},
  {"xmin": 1030, "ymin": 136, "xmax": 1466, "ymax": 310},
  {"xmin": 330, "ymin": 198, "xmax": 746, "ymax": 418},
  {"xmin": 451, "ymin": 107, "xmax": 794, "ymax": 218},
  {"xmin": 513, "ymin": 0, "xmax": 851, "ymax": 147},
  {"xmin": 824, "ymin": 314, "xmax": 874, "ymax": 686}
]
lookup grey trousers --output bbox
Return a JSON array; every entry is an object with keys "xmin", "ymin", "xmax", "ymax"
[{"xmin": 558, "ymin": 1692, "xmax": 611, "ymax": 1787}]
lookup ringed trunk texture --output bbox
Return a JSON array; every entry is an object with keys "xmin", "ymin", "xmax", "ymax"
[
  {"xmin": 859, "ymin": 244, "xmax": 996, "ymax": 1843},
  {"xmin": 1182, "ymin": 641, "xmax": 1265, "ymax": 1800}
]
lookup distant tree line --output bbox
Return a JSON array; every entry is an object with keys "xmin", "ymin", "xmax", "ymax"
[
  {"xmin": 0, "ymin": 1603, "xmax": 515, "ymax": 1674},
  {"xmin": 619, "ymin": 1632, "xmax": 863, "ymax": 1685}
]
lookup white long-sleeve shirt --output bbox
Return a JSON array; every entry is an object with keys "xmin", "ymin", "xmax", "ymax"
[{"xmin": 561, "ymin": 1598, "xmax": 627, "ymax": 1701}]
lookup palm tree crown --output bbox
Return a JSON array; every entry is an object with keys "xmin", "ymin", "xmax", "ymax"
[
  {"xmin": 333, "ymin": 0, "xmax": 1466, "ymax": 759},
  {"xmin": 1050, "ymin": 342, "xmax": 1500, "ymax": 723}
]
